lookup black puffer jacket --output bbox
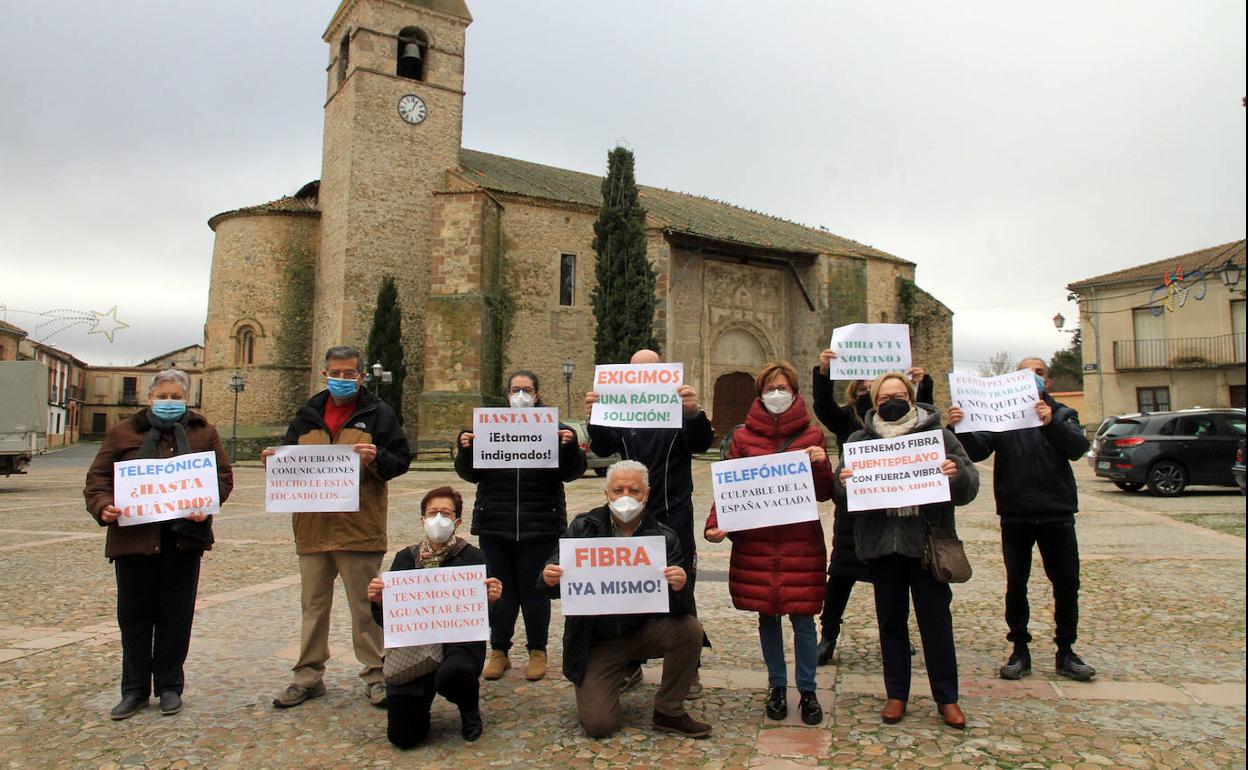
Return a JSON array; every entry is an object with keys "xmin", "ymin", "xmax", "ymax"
[
  {"xmin": 455, "ymin": 423, "xmax": 586, "ymax": 542},
  {"xmin": 955, "ymin": 393, "xmax": 1089, "ymax": 524},
  {"xmin": 539, "ymin": 505, "xmax": 692, "ymax": 687}
]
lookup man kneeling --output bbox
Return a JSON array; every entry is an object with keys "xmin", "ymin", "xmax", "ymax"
[{"xmin": 541, "ymin": 460, "xmax": 711, "ymax": 739}]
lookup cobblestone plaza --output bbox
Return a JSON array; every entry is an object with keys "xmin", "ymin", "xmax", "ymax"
[{"xmin": 1, "ymin": 446, "xmax": 1244, "ymax": 769}]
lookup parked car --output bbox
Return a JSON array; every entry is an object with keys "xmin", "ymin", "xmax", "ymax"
[
  {"xmin": 1093, "ymin": 408, "xmax": 1246, "ymax": 496},
  {"xmin": 564, "ymin": 419, "xmax": 619, "ymax": 477},
  {"xmin": 1086, "ymin": 415, "xmax": 1134, "ymax": 468},
  {"xmin": 1233, "ymin": 439, "xmax": 1247, "ymax": 495}
]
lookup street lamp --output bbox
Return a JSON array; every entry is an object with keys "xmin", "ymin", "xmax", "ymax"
[
  {"xmin": 369, "ymin": 361, "xmax": 393, "ymax": 396},
  {"xmin": 561, "ymin": 358, "xmax": 575, "ymax": 417},
  {"xmin": 1218, "ymin": 259, "xmax": 1243, "ymax": 293},
  {"xmin": 227, "ymin": 371, "xmax": 245, "ymax": 463},
  {"xmin": 1053, "ymin": 313, "xmax": 1077, "ymax": 335}
]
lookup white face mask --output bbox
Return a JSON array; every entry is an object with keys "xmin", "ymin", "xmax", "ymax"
[
  {"xmin": 761, "ymin": 389, "xmax": 794, "ymax": 415},
  {"xmin": 509, "ymin": 390, "xmax": 536, "ymax": 409},
  {"xmin": 608, "ymin": 495, "xmax": 645, "ymax": 523},
  {"xmin": 424, "ymin": 514, "xmax": 456, "ymax": 544}
]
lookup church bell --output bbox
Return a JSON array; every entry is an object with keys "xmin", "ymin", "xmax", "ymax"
[{"xmin": 399, "ymin": 42, "xmax": 423, "ymax": 66}]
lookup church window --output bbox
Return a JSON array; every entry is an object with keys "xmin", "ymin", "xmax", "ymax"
[
  {"xmin": 337, "ymin": 33, "xmax": 350, "ymax": 86},
  {"xmin": 559, "ymin": 253, "xmax": 576, "ymax": 306},
  {"xmin": 236, "ymin": 326, "xmax": 256, "ymax": 367},
  {"xmin": 397, "ymin": 27, "xmax": 428, "ymax": 81}
]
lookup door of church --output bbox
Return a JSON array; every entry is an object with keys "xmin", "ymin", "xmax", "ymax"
[{"xmin": 712, "ymin": 372, "xmax": 755, "ymax": 446}]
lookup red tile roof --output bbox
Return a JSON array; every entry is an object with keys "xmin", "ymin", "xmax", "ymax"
[{"xmin": 1068, "ymin": 240, "xmax": 1245, "ymax": 290}]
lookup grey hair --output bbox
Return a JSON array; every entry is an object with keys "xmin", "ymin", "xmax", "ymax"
[
  {"xmin": 605, "ymin": 459, "xmax": 650, "ymax": 488},
  {"xmin": 325, "ymin": 345, "xmax": 363, "ymax": 366},
  {"xmin": 149, "ymin": 369, "xmax": 191, "ymax": 396}
]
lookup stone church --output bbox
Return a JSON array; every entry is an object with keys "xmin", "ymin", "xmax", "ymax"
[{"xmin": 202, "ymin": 0, "xmax": 953, "ymax": 442}]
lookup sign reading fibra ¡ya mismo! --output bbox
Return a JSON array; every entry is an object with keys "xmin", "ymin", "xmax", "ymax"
[{"xmin": 558, "ymin": 536, "xmax": 669, "ymax": 616}]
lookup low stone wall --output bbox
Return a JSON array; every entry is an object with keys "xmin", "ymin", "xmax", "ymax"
[{"xmin": 223, "ymin": 435, "xmax": 285, "ymax": 461}]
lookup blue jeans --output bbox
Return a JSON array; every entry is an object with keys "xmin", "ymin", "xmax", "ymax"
[{"xmin": 757, "ymin": 614, "xmax": 818, "ymax": 692}]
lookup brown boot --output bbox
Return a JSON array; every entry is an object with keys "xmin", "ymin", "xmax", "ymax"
[
  {"xmin": 483, "ymin": 650, "xmax": 510, "ymax": 680},
  {"xmin": 880, "ymin": 698, "xmax": 907, "ymax": 724},
  {"xmin": 653, "ymin": 710, "xmax": 712, "ymax": 739},
  {"xmin": 525, "ymin": 650, "xmax": 547, "ymax": 681},
  {"xmin": 938, "ymin": 702, "xmax": 966, "ymax": 729}
]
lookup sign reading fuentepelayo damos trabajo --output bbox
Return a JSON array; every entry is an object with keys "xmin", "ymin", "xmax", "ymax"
[
  {"xmin": 947, "ymin": 370, "xmax": 1043, "ymax": 433},
  {"xmin": 472, "ymin": 407, "xmax": 559, "ymax": 468},
  {"xmin": 114, "ymin": 451, "xmax": 221, "ymax": 526},
  {"xmin": 589, "ymin": 363, "xmax": 684, "ymax": 429},
  {"xmin": 843, "ymin": 429, "xmax": 951, "ymax": 512},
  {"xmin": 382, "ymin": 565, "xmax": 491, "ymax": 647}
]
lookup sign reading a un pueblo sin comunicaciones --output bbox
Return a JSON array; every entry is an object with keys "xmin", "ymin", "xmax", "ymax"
[
  {"xmin": 590, "ymin": 363, "xmax": 684, "ymax": 429},
  {"xmin": 710, "ymin": 450, "xmax": 820, "ymax": 532},
  {"xmin": 472, "ymin": 407, "xmax": 559, "ymax": 468}
]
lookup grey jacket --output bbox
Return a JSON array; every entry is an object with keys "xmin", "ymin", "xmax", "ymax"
[{"xmin": 832, "ymin": 405, "xmax": 980, "ymax": 562}]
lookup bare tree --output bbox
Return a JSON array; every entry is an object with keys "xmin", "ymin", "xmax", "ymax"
[{"xmin": 977, "ymin": 351, "xmax": 1014, "ymax": 377}]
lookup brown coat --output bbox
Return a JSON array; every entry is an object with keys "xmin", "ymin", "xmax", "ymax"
[{"xmin": 83, "ymin": 411, "xmax": 234, "ymax": 559}]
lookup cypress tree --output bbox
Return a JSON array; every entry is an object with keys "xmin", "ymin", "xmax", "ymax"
[
  {"xmin": 365, "ymin": 275, "xmax": 407, "ymax": 423},
  {"xmin": 590, "ymin": 146, "xmax": 658, "ymax": 364}
]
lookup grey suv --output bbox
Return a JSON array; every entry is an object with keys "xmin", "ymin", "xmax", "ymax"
[{"xmin": 1093, "ymin": 408, "xmax": 1246, "ymax": 496}]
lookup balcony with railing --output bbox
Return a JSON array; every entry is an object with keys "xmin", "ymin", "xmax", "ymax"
[{"xmin": 1113, "ymin": 333, "xmax": 1247, "ymax": 371}]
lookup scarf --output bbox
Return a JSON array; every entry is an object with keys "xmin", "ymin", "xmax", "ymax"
[
  {"xmin": 869, "ymin": 404, "xmax": 924, "ymax": 517},
  {"xmin": 138, "ymin": 410, "xmax": 192, "ymax": 459},
  {"xmin": 418, "ymin": 536, "xmax": 465, "ymax": 568}
]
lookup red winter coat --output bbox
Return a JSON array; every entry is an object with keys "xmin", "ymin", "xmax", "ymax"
[{"xmin": 705, "ymin": 395, "xmax": 833, "ymax": 616}]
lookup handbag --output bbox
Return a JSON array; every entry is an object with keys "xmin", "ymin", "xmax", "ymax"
[
  {"xmin": 381, "ymin": 546, "xmax": 444, "ymax": 685},
  {"xmin": 922, "ymin": 520, "xmax": 972, "ymax": 584}
]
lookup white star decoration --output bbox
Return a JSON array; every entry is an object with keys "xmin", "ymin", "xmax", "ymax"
[{"xmin": 86, "ymin": 306, "xmax": 130, "ymax": 342}]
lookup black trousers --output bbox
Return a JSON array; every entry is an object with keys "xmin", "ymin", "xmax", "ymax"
[
  {"xmin": 479, "ymin": 536, "xmax": 554, "ymax": 652},
  {"xmin": 818, "ymin": 574, "xmax": 859, "ymax": 648},
  {"xmin": 114, "ymin": 532, "xmax": 203, "ymax": 698},
  {"xmin": 868, "ymin": 554, "xmax": 958, "ymax": 704},
  {"xmin": 1001, "ymin": 520, "xmax": 1081, "ymax": 649},
  {"xmin": 386, "ymin": 649, "xmax": 481, "ymax": 749}
]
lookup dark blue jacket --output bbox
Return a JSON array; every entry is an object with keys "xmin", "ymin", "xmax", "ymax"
[{"xmin": 956, "ymin": 393, "xmax": 1090, "ymax": 524}]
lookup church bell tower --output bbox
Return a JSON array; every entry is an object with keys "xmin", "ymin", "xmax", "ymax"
[{"xmin": 313, "ymin": 0, "xmax": 472, "ymax": 426}]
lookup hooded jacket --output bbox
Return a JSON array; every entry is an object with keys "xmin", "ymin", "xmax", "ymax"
[
  {"xmin": 704, "ymin": 395, "xmax": 834, "ymax": 617},
  {"xmin": 954, "ymin": 393, "xmax": 1089, "ymax": 524},
  {"xmin": 282, "ymin": 388, "xmax": 412, "ymax": 554},
  {"xmin": 83, "ymin": 409, "xmax": 234, "ymax": 559},
  {"xmin": 833, "ymin": 404, "xmax": 979, "ymax": 562},
  {"xmin": 540, "ymin": 504, "xmax": 691, "ymax": 687}
]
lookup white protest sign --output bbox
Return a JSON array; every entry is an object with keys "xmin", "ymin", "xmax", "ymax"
[
  {"xmin": 114, "ymin": 451, "xmax": 221, "ymax": 527},
  {"xmin": 265, "ymin": 445, "xmax": 360, "ymax": 513},
  {"xmin": 559, "ymin": 536, "xmax": 669, "ymax": 616},
  {"xmin": 472, "ymin": 407, "xmax": 559, "ymax": 468},
  {"xmin": 843, "ymin": 429, "xmax": 951, "ymax": 512},
  {"xmin": 948, "ymin": 370, "xmax": 1044, "ymax": 433},
  {"xmin": 827, "ymin": 323, "xmax": 912, "ymax": 380},
  {"xmin": 710, "ymin": 450, "xmax": 821, "ymax": 533},
  {"xmin": 381, "ymin": 565, "xmax": 490, "ymax": 648},
  {"xmin": 590, "ymin": 363, "xmax": 684, "ymax": 429}
]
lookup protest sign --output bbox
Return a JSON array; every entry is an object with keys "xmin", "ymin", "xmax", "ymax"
[
  {"xmin": 381, "ymin": 565, "xmax": 490, "ymax": 648},
  {"xmin": 265, "ymin": 445, "xmax": 360, "ymax": 513},
  {"xmin": 843, "ymin": 429, "xmax": 951, "ymax": 512},
  {"xmin": 710, "ymin": 450, "xmax": 821, "ymax": 533},
  {"xmin": 559, "ymin": 536, "xmax": 669, "ymax": 616},
  {"xmin": 827, "ymin": 323, "xmax": 912, "ymax": 380},
  {"xmin": 947, "ymin": 370, "xmax": 1044, "ymax": 433},
  {"xmin": 589, "ymin": 363, "xmax": 684, "ymax": 429},
  {"xmin": 472, "ymin": 407, "xmax": 559, "ymax": 468},
  {"xmin": 114, "ymin": 450, "xmax": 221, "ymax": 527}
]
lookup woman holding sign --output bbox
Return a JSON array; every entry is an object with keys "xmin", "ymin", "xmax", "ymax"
[
  {"xmin": 454, "ymin": 369, "xmax": 586, "ymax": 682},
  {"xmin": 83, "ymin": 369, "xmax": 234, "ymax": 721},
  {"xmin": 704, "ymin": 362, "xmax": 834, "ymax": 726},
  {"xmin": 833, "ymin": 371, "xmax": 978, "ymax": 729},
  {"xmin": 367, "ymin": 486, "xmax": 503, "ymax": 748}
]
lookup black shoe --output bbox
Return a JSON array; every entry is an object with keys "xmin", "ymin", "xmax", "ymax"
[
  {"xmin": 765, "ymin": 687, "xmax": 787, "ymax": 720},
  {"xmin": 460, "ymin": 709, "xmax": 483, "ymax": 742},
  {"xmin": 158, "ymin": 691, "xmax": 182, "ymax": 716},
  {"xmin": 1056, "ymin": 650, "xmax": 1096, "ymax": 681},
  {"xmin": 816, "ymin": 635, "xmax": 835, "ymax": 666},
  {"xmin": 109, "ymin": 694, "xmax": 147, "ymax": 721},
  {"xmin": 798, "ymin": 690, "xmax": 823, "ymax": 725},
  {"xmin": 999, "ymin": 648, "xmax": 1032, "ymax": 680}
]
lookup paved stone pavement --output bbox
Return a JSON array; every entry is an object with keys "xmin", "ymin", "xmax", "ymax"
[{"xmin": 0, "ymin": 447, "xmax": 1243, "ymax": 769}]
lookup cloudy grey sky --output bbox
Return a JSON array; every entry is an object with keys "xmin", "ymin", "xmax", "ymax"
[{"xmin": 1, "ymin": 1, "xmax": 1243, "ymax": 369}]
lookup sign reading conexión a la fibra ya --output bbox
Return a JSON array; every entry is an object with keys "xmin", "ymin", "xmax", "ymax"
[
  {"xmin": 589, "ymin": 363, "xmax": 684, "ymax": 429},
  {"xmin": 381, "ymin": 565, "xmax": 490, "ymax": 648},
  {"xmin": 559, "ymin": 536, "xmax": 669, "ymax": 616},
  {"xmin": 472, "ymin": 407, "xmax": 559, "ymax": 468},
  {"xmin": 947, "ymin": 370, "xmax": 1043, "ymax": 433},
  {"xmin": 710, "ymin": 450, "xmax": 820, "ymax": 532},
  {"xmin": 827, "ymin": 323, "xmax": 912, "ymax": 380},
  {"xmin": 113, "ymin": 451, "xmax": 221, "ymax": 526},
  {"xmin": 843, "ymin": 429, "xmax": 951, "ymax": 512}
]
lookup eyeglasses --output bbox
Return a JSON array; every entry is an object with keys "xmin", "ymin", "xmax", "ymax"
[
  {"xmin": 875, "ymin": 395, "xmax": 909, "ymax": 407},
  {"xmin": 326, "ymin": 369, "xmax": 359, "ymax": 379},
  {"xmin": 424, "ymin": 508, "xmax": 456, "ymax": 518},
  {"xmin": 508, "ymin": 386, "xmax": 536, "ymax": 395}
]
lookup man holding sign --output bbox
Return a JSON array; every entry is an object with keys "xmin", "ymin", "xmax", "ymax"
[
  {"xmin": 947, "ymin": 357, "xmax": 1095, "ymax": 684},
  {"xmin": 267, "ymin": 345, "xmax": 413, "ymax": 710},
  {"xmin": 541, "ymin": 461, "xmax": 710, "ymax": 739}
]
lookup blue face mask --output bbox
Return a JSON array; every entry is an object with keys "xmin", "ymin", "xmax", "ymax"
[
  {"xmin": 1034, "ymin": 373, "xmax": 1046, "ymax": 393},
  {"xmin": 151, "ymin": 400, "xmax": 186, "ymax": 421},
  {"xmin": 327, "ymin": 377, "xmax": 359, "ymax": 399}
]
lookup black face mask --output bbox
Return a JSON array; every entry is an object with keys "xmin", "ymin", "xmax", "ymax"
[
  {"xmin": 877, "ymin": 398, "xmax": 911, "ymax": 423},
  {"xmin": 855, "ymin": 393, "xmax": 872, "ymax": 416}
]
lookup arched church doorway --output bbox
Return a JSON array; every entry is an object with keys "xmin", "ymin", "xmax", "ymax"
[{"xmin": 712, "ymin": 372, "xmax": 755, "ymax": 441}]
